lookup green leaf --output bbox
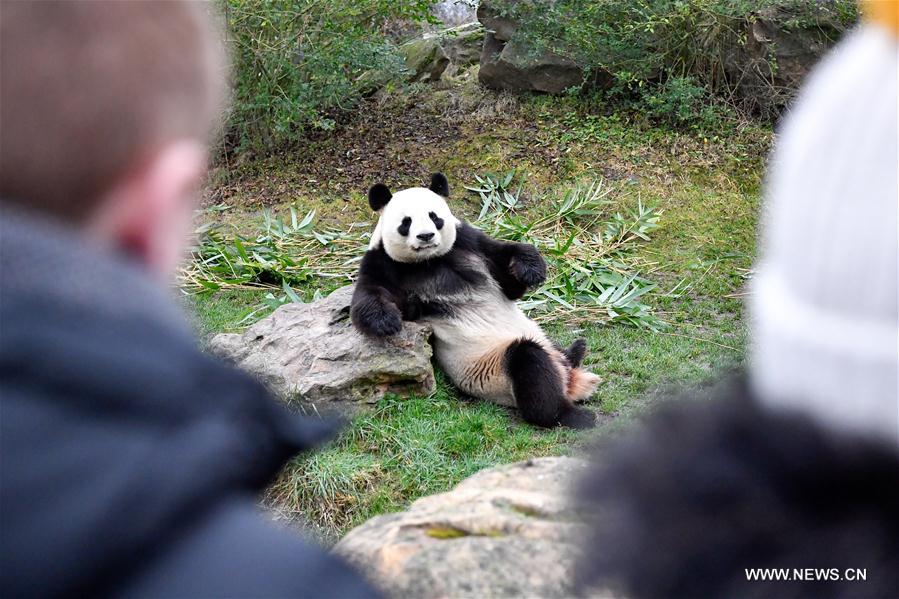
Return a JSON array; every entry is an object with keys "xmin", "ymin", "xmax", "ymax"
[{"xmin": 282, "ymin": 281, "xmax": 303, "ymax": 304}]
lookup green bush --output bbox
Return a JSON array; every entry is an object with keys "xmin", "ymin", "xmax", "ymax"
[
  {"xmin": 488, "ymin": 0, "xmax": 858, "ymax": 126},
  {"xmin": 640, "ymin": 76, "xmax": 722, "ymax": 129},
  {"xmin": 222, "ymin": 0, "xmax": 436, "ymax": 154}
]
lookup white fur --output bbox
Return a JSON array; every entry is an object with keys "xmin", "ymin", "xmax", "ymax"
[
  {"xmin": 425, "ymin": 255, "xmax": 556, "ymax": 406},
  {"xmin": 368, "ymin": 187, "xmax": 461, "ymax": 262},
  {"xmin": 368, "ymin": 189, "xmax": 600, "ymax": 409}
]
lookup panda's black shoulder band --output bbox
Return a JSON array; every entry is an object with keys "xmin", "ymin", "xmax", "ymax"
[
  {"xmin": 368, "ymin": 183, "xmax": 392, "ymax": 211},
  {"xmin": 428, "ymin": 173, "xmax": 449, "ymax": 197}
]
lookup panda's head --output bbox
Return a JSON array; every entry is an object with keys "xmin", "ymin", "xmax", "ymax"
[{"xmin": 367, "ymin": 173, "xmax": 460, "ymax": 263}]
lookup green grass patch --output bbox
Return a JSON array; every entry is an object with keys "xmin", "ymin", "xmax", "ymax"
[
  {"xmin": 187, "ymin": 78, "xmax": 767, "ymax": 542},
  {"xmin": 182, "ymin": 288, "xmax": 266, "ymax": 338},
  {"xmin": 266, "ymin": 376, "xmax": 582, "ymax": 543}
]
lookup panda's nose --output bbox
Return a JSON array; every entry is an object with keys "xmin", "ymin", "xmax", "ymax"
[{"xmin": 416, "ymin": 232, "xmax": 435, "ymax": 242}]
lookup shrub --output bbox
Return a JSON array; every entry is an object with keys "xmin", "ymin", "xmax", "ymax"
[
  {"xmin": 487, "ymin": 0, "xmax": 858, "ymax": 125},
  {"xmin": 640, "ymin": 76, "xmax": 721, "ymax": 129},
  {"xmin": 222, "ymin": 0, "xmax": 437, "ymax": 154}
]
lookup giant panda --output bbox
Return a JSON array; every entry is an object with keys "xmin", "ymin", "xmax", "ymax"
[{"xmin": 350, "ymin": 173, "xmax": 599, "ymax": 429}]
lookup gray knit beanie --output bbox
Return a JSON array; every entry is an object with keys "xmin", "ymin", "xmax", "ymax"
[{"xmin": 750, "ymin": 23, "xmax": 898, "ymax": 445}]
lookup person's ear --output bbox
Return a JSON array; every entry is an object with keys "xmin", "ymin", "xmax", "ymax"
[{"xmin": 88, "ymin": 140, "xmax": 207, "ymax": 279}]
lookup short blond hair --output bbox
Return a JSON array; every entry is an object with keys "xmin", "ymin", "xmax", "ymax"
[{"xmin": 0, "ymin": 0, "xmax": 227, "ymax": 222}]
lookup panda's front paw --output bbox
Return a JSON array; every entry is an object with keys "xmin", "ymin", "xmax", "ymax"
[
  {"xmin": 351, "ymin": 299, "xmax": 403, "ymax": 337},
  {"xmin": 509, "ymin": 246, "xmax": 546, "ymax": 288},
  {"xmin": 366, "ymin": 308, "xmax": 403, "ymax": 337}
]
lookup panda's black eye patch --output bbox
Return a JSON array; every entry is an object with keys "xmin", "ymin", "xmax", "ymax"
[
  {"xmin": 429, "ymin": 211, "xmax": 444, "ymax": 230},
  {"xmin": 397, "ymin": 217, "xmax": 412, "ymax": 236}
]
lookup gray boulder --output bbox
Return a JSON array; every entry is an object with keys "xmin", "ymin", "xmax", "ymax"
[
  {"xmin": 477, "ymin": 1, "xmax": 584, "ymax": 94},
  {"xmin": 400, "ymin": 36, "xmax": 450, "ymax": 83},
  {"xmin": 473, "ymin": 1, "xmax": 851, "ymax": 107},
  {"xmin": 400, "ymin": 22, "xmax": 485, "ymax": 83},
  {"xmin": 210, "ymin": 285, "xmax": 435, "ymax": 416},
  {"xmin": 335, "ymin": 457, "xmax": 606, "ymax": 598},
  {"xmin": 723, "ymin": 5, "xmax": 854, "ymax": 117},
  {"xmin": 440, "ymin": 21, "xmax": 485, "ymax": 72}
]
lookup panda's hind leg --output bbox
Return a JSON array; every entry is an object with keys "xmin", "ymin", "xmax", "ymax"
[
  {"xmin": 505, "ymin": 339, "xmax": 596, "ymax": 429},
  {"xmin": 564, "ymin": 338, "xmax": 587, "ymax": 368},
  {"xmin": 554, "ymin": 338, "xmax": 600, "ymax": 403}
]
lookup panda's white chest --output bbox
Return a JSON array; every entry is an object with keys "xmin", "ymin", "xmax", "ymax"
[{"xmin": 417, "ymin": 254, "xmax": 546, "ymax": 355}]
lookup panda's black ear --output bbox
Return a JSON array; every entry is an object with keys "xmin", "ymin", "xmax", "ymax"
[
  {"xmin": 368, "ymin": 183, "xmax": 392, "ymax": 211},
  {"xmin": 428, "ymin": 173, "xmax": 449, "ymax": 197}
]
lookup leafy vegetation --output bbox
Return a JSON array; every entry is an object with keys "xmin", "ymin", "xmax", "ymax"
[
  {"xmin": 183, "ymin": 173, "xmax": 664, "ymax": 330},
  {"xmin": 222, "ymin": 0, "xmax": 436, "ymax": 154},
  {"xmin": 488, "ymin": 0, "xmax": 857, "ymax": 123},
  {"xmin": 466, "ymin": 174, "xmax": 663, "ymax": 328},
  {"xmin": 186, "ymin": 42, "xmax": 766, "ymax": 540}
]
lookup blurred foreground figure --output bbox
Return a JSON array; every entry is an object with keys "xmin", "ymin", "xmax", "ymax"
[
  {"xmin": 577, "ymin": 3, "xmax": 898, "ymax": 598},
  {"xmin": 0, "ymin": 3, "xmax": 377, "ymax": 597}
]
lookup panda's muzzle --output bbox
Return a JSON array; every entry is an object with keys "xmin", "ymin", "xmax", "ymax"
[{"xmin": 416, "ymin": 232, "xmax": 435, "ymax": 241}]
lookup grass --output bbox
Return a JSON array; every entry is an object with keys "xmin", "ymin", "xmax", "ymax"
[
  {"xmin": 265, "ymin": 372, "xmax": 581, "ymax": 543},
  {"xmin": 183, "ymin": 177, "xmax": 667, "ymax": 330},
  {"xmin": 186, "ymin": 74, "xmax": 767, "ymax": 542}
]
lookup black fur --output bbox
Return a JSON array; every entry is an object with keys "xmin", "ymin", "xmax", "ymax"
[
  {"xmin": 397, "ymin": 216, "xmax": 411, "ymax": 237},
  {"xmin": 504, "ymin": 339, "xmax": 596, "ymax": 429},
  {"xmin": 576, "ymin": 376, "xmax": 899, "ymax": 598},
  {"xmin": 403, "ymin": 295, "xmax": 456, "ymax": 320},
  {"xmin": 350, "ymin": 285, "xmax": 402, "ymax": 337},
  {"xmin": 351, "ymin": 209, "xmax": 580, "ymax": 429},
  {"xmin": 475, "ymin": 230, "xmax": 546, "ymax": 300},
  {"xmin": 428, "ymin": 172, "xmax": 449, "ymax": 197},
  {"xmin": 351, "ymin": 222, "xmax": 546, "ymax": 337},
  {"xmin": 428, "ymin": 211, "xmax": 444, "ymax": 230},
  {"xmin": 565, "ymin": 339, "xmax": 587, "ymax": 368},
  {"xmin": 368, "ymin": 183, "xmax": 392, "ymax": 211}
]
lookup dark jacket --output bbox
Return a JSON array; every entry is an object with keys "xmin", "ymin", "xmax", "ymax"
[
  {"xmin": 0, "ymin": 206, "xmax": 379, "ymax": 598},
  {"xmin": 577, "ymin": 377, "xmax": 899, "ymax": 599}
]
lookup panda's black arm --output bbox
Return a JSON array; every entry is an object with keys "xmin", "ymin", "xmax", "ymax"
[
  {"xmin": 350, "ymin": 250, "xmax": 405, "ymax": 337},
  {"xmin": 461, "ymin": 224, "xmax": 546, "ymax": 300}
]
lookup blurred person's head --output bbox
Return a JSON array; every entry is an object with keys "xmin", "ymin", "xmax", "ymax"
[
  {"xmin": 0, "ymin": 0, "xmax": 226, "ymax": 278},
  {"xmin": 748, "ymin": 0, "xmax": 898, "ymax": 445}
]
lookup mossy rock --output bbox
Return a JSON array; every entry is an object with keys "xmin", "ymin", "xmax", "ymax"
[
  {"xmin": 400, "ymin": 37, "xmax": 449, "ymax": 82},
  {"xmin": 336, "ymin": 457, "xmax": 592, "ymax": 598},
  {"xmin": 210, "ymin": 285, "xmax": 435, "ymax": 417}
]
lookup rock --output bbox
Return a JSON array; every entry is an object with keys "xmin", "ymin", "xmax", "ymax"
[
  {"xmin": 477, "ymin": 1, "xmax": 585, "ymax": 94},
  {"xmin": 473, "ymin": 1, "xmax": 850, "ymax": 106},
  {"xmin": 335, "ymin": 457, "xmax": 602, "ymax": 598},
  {"xmin": 400, "ymin": 36, "xmax": 450, "ymax": 83},
  {"xmin": 439, "ymin": 22, "xmax": 484, "ymax": 72},
  {"xmin": 478, "ymin": 3, "xmax": 519, "ymax": 42},
  {"xmin": 400, "ymin": 22, "xmax": 485, "ymax": 83},
  {"xmin": 723, "ymin": 5, "xmax": 853, "ymax": 117},
  {"xmin": 210, "ymin": 285, "xmax": 435, "ymax": 416},
  {"xmin": 479, "ymin": 31, "xmax": 584, "ymax": 94}
]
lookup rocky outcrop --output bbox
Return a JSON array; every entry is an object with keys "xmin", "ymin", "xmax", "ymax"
[
  {"xmin": 210, "ymin": 285, "xmax": 435, "ymax": 416},
  {"xmin": 440, "ymin": 22, "xmax": 484, "ymax": 74},
  {"xmin": 400, "ymin": 36, "xmax": 450, "ymax": 83},
  {"xmin": 335, "ymin": 457, "xmax": 602, "ymax": 598},
  {"xmin": 473, "ymin": 0, "xmax": 850, "ymax": 108},
  {"xmin": 723, "ymin": 5, "xmax": 854, "ymax": 116},
  {"xmin": 400, "ymin": 22, "xmax": 485, "ymax": 82},
  {"xmin": 477, "ymin": 1, "xmax": 584, "ymax": 94}
]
